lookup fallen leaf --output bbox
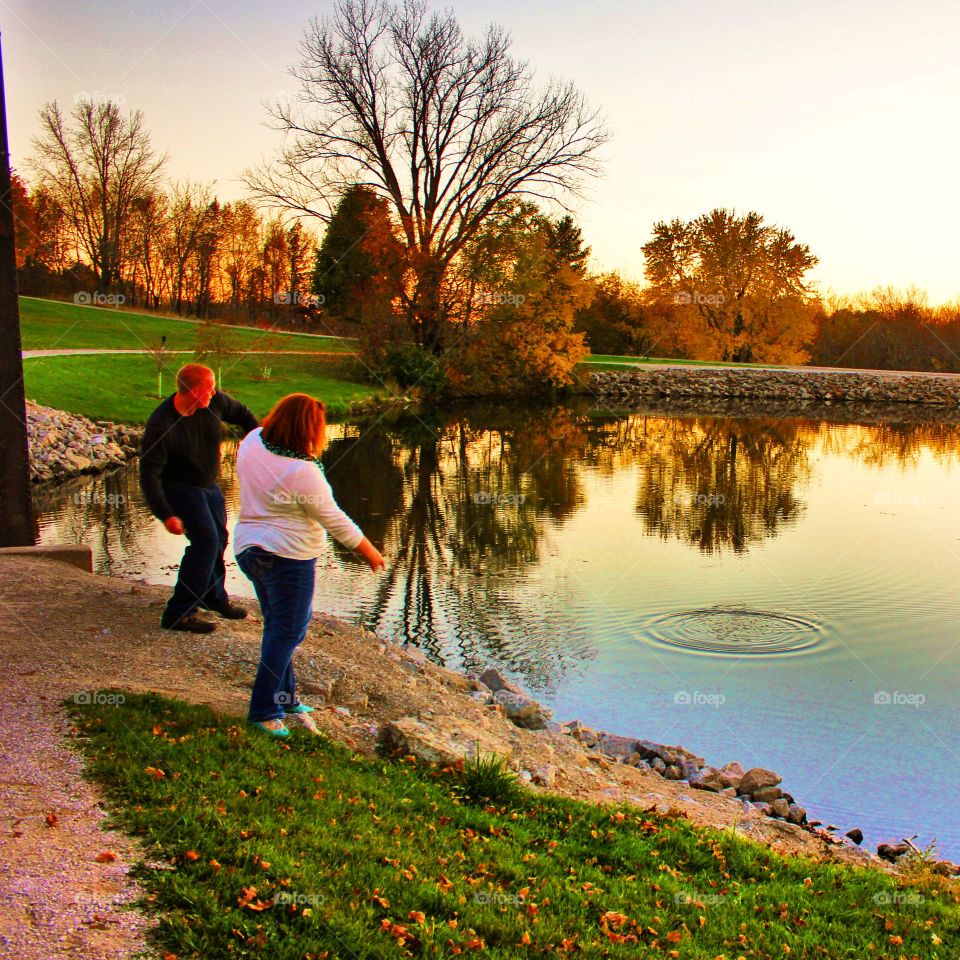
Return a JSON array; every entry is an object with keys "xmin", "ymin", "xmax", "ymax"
[{"xmin": 95, "ymin": 851, "xmax": 117, "ymax": 863}]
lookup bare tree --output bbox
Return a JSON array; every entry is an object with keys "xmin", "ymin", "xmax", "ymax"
[
  {"xmin": 245, "ymin": 0, "xmax": 608, "ymax": 351},
  {"xmin": 164, "ymin": 181, "xmax": 218, "ymax": 315},
  {"xmin": 30, "ymin": 98, "xmax": 166, "ymax": 292}
]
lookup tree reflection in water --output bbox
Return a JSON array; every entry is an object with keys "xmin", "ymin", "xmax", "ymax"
[{"xmin": 34, "ymin": 406, "xmax": 960, "ymax": 693}]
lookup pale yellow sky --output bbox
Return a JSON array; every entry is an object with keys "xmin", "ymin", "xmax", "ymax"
[{"xmin": 5, "ymin": 0, "xmax": 959, "ymax": 302}]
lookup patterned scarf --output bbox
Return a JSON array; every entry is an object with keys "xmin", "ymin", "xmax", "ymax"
[{"xmin": 260, "ymin": 433, "xmax": 326, "ymax": 475}]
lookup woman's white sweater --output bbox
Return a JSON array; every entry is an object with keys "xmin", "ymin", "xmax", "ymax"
[{"xmin": 233, "ymin": 428, "xmax": 364, "ymax": 560}]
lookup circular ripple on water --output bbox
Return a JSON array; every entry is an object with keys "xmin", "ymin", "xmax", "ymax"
[{"xmin": 641, "ymin": 606, "xmax": 828, "ymax": 657}]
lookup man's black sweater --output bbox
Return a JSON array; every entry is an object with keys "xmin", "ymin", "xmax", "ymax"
[{"xmin": 140, "ymin": 390, "xmax": 259, "ymax": 521}]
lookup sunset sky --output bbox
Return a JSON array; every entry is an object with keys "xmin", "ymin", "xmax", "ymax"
[{"xmin": 5, "ymin": 0, "xmax": 959, "ymax": 302}]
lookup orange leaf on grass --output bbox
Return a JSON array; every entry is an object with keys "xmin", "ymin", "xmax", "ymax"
[{"xmin": 184, "ymin": 851, "xmax": 200, "ymax": 862}]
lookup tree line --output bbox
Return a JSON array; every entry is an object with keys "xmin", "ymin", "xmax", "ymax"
[
  {"xmin": 14, "ymin": 100, "xmax": 320, "ymax": 328},
  {"xmin": 13, "ymin": 0, "xmax": 959, "ymax": 392}
]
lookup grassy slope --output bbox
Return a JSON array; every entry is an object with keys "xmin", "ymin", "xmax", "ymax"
[
  {"xmin": 24, "ymin": 353, "xmax": 387, "ymax": 423},
  {"xmin": 19, "ymin": 296, "xmax": 356, "ymax": 353},
  {"xmin": 71, "ymin": 692, "xmax": 959, "ymax": 960}
]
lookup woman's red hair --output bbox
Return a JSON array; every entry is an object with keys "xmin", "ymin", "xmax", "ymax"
[{"xmin": 261, "ymin": 393, "xmax": 326, "ymax": 458}]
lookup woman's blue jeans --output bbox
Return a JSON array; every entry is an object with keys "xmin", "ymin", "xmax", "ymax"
[{"xmin": 236, "ymin": 546, "xmax": 315, "ymax": 722}]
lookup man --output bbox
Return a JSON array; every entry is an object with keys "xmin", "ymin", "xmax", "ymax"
[{"xmin": 140, "ymin": 363, "xmax": 260, "ymax": 632}]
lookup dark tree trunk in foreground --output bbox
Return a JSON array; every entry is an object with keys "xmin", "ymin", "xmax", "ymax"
[{"xmin": 0, "ymin": 34, "xmax": 35, "ymax": 545}]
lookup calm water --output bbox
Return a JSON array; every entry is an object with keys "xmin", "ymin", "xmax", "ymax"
[{"xmin": 34, "ymin": 401, "xmax": 960, "ymax": 859}]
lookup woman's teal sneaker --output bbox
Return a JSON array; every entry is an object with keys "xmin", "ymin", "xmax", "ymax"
[
  {"xmin": 286, "ymin": 703, "xmax": 316, "ymax": 715},
  {"xmin": 250, "ymin": 718, "xmax": 290, "ymax": 737}
]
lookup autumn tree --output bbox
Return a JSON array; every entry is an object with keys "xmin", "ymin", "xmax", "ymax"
[
  {"xmin": 642, "ymin": 208, "xmax": 819, "ymax": 363},
  {"xmin": 220, "ymin": 201, "xmax": 262, "ymax": 314},
  {"xmin": 312, "ymin": 184, "xmax": 405, "ymax": 325},
  {"xmin": 245, "ymin": 0, "xmax": 607, "ymax": 353},
  {"xmin": 30, "ymin": 98, "xmax": 166, "ymax": 291},
  {"xmin": 9, "ymin": 173, "xmax": 36, "ymax": 268},
  {"xmin": 165, "ymin": 181, "xmax": 219, "ymax": 315},
  {"xmin": 446, "ymin": 201, "xmax": 590, "ymax": 395}
]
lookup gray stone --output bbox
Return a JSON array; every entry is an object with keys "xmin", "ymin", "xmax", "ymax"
[
  {"xmin": 651, "ymin": 757, "xmax": 667, "ymax": 774},
  {"xmin": 786, "ymin": 804, "xmax": 807, "ymax": 825},
  {"xmin": 664, "ymin": 764, "xmax": 683, "ymax": 780}
]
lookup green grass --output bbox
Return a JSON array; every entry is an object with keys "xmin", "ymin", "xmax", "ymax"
[
  {"xmin": 70, "ymin": 692, "xmax": 959, "ymax": 960},
  {"xmin": 24, "ymin": 353, "xmax": 388, "ymax": 423},
  {"xmin": 19, "ymin": 296, "xmax": 357, "ymax": 353}
]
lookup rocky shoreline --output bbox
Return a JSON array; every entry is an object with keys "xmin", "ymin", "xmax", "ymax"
[
  {"xmin": 27, "ymin": 402, "xmax": 142, "ymax": 485},
  {"xmin": 377, "ymin": 662, "xmax": 958, "ymax": 876},
  {"xmin": 585, "ymin": 365, "xmax": 960, "ymax": 409}
]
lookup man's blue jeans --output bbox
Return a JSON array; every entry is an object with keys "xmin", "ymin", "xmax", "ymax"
[
  {"xmin": 236, "ymin": 546, "xmax": 315, "ymax": 722},
  {"xmin": 162, "ymin": 482, "xmax": 230, "ymax": 624}
]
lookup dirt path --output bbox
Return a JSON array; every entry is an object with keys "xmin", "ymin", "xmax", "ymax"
[{"xmin": 0, "ymin": 555, "xmax": 886, "ymax": 958}]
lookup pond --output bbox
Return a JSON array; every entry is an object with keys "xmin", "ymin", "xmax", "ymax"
[{"xmin": 34, "ymin": 399, "xmax": 960, "ymax": 860}]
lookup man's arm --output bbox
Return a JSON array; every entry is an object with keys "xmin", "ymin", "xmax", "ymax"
[
  {"xmin": 216, "ymin": 390, "xmax": 259, "ymax": 436},
  {"xmin": 139, "ymin": 415, "xmax": 174, "ymax": 522}
]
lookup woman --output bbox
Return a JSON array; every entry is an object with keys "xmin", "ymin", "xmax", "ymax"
[{"xmin": 234, "ymin": 393, "xmax": 384, "ymax": 736}]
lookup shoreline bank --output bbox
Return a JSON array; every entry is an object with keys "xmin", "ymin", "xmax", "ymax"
[{"xmin": 584, "ymin": 365, "xmax": 960, "ymax": 408}]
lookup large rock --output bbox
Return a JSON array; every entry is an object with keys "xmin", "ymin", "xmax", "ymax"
[
  {"xmin": 750, "ymin": 785, "xmax": 784, "ymax": 803},
  {"xmin": 770, "ymin": 798, "xmax": 791, "ymax": 818},
  {"xmin": 379, "ymin": 716, "xmax": 512, "ymax": 767},
  {"xmin": 738, "ymin": 767, "xmax": 782, "ymax": 796},
  {"xmin": 478, "ymin": 667, "xmax": 526, "ymax": 697},
  {"xmin": 877, "ymin": 843, "xmax": 911, "ymax": 862},
  {"xmin": 688, "ymin": 766, "xmax": 725, "ymax": 792},
  {"xmin": 786, "ymin": 804, "xmax": 807, "ymax": 825},
  {"xmin": 718, "ymin": 761, "xmax": 746, "ymax": 790},
  {"xmin": 635, "ymin": 739, "xmax": 704, "ymax": 769},
  {"xmin": 491, "ymin": 689, "xmax": 553, "ymax": 731},
  {"xmin": 596, "ymin": 733, "xmax": 639, "ymax": 760}
]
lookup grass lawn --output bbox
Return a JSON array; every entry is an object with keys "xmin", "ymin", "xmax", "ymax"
[
  {"xmin": 24, "ymin": 353, "xmax": 388, "ymax": 423},
  {"xmin": 19, "ymin": 296, "xmax": 357, "ymax": 353},
  {"xmin": 70, "ymin": 692, "xmax": 959, "ymax": 960}
]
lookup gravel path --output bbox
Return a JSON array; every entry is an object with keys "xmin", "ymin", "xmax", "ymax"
[{"xmin": 0, "ymin": 675, "xmax": 153, "ymax": 959}]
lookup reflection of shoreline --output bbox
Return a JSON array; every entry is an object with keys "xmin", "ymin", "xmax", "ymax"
[{"xmin": 590, "ymin": 396, "xmax": 960, "ymax": 427}]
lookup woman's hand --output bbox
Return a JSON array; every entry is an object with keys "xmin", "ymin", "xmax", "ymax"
[{"xmin": 356, "ymin": 537, "xmax": 385, "ymax": 571}]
